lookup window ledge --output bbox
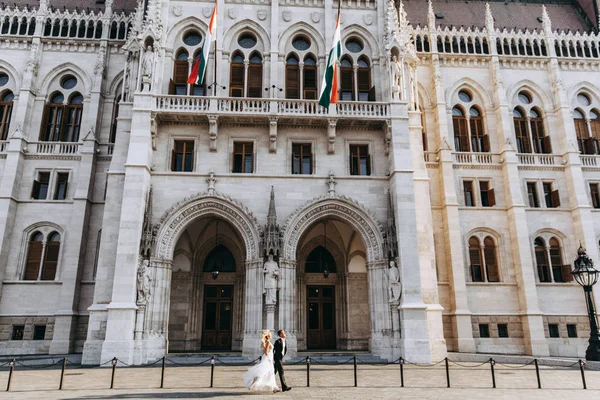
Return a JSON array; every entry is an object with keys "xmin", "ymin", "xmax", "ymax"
[
  {"xmin": 525, "ymin": 207, "xmax": 563, "ymax": 211},
  {"xmin": 3, "ymin": 280, "xmax": 63, "ymax": 285},
  {"xmin": 466, "ymin": 282, "xmax": 517, "ymax": 286},
  {"xmin": 21, "ymin": 200, "xmax": 73, "ymax": 204},
  {"xmin": 458, "ymin": 206, "xmax": 502, "ymax": 211},
  {"xmin": 535, "ymin": 282, "xmax": 579, "ymax": 287}
]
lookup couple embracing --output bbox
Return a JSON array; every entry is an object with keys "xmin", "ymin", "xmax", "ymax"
[{"xmin": 243, "ymin": 329, "xmax": 292, "ymax": 393}]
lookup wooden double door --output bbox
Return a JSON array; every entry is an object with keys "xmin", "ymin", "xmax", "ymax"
[
  {"xmin": 201, "ymin": 285, "xmax": 233, "ymax": 350},
  {"xmin": 307, "ymin": 286, "xmax": 336, "ymax": 349}
]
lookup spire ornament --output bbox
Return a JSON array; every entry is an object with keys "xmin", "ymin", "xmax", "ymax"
[{"xmin": 261, "ymin": 186, "xmax": 282, "ymax": 257}]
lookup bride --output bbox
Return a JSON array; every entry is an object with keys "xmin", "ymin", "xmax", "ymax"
[{"xmin": 243, "ymin": 330, "xmax": 280, "ymax": 393}]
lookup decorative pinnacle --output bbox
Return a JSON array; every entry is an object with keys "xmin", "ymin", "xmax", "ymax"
[
  {"xmin": 485, "ymin": 3, "xmax": 494, "ymax": 32},
  {"xmin": 427, "ymin": 0, "xmax": 436, "ymax": 30},
  {"xmin": 267, "ymin": 186, "xmax": 277, "ymax": 225},
  {"xmin": 541, "ymin": 5, "xmax": 552, "ymax": 34}
]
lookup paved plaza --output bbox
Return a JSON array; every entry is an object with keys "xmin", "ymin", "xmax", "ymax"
[{"xmin": 0, "ymin": 361, "xmax": 599, "ymax": 399}]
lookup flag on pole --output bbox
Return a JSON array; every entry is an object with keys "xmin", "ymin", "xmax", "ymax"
[
  {"xmin": 187, "ymin": 4, "xmax": 218, "ymax": 85},
  {"xmin": 318, "ymin": 3, "xmax": 342, "ymax": 108}
]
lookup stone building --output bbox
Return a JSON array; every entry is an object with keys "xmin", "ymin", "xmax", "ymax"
[{"xmin": 0, "ymin": 0, "xmax": 599, "ymax": 365}]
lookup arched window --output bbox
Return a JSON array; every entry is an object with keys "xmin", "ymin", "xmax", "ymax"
[
  {"xmin": 285, "ymin": 54, "xmax": 300, "ymax": 99},
  {"xmin": 420, "ymin": 108, "xmax": 427, "ymax": 152},
  {"xmin": 303, "ymin": 55, "xmax": 317, "ymax": 100},
  {"xmin": 41, "ymin": 92, "xmax": 65, "ymax": 141},
  {"xmin": 530, "ymin": 108, "xmax": 551, "ymax": 154},
  {"xmin": 170, "ymin": 49, "xmax": 189, "ymax": 95},
  {"xmin": 452, "ymin": 106, "xmax": 469, "ymax": 152},
  {"xmin": 468, "ymin": 237, "xmax": 483, "ymax": 282},
  {"xmin": 340, "ymin": 57, "xmax": 354, "ymax": 101},
  {"xmin": 513, "ymin": 107, "xmax": 532, "ymax": 153},
  {"xmin": 0, "ymin": 90, "xmax": 14, "ymax": 140},
  {"xmin": 247, "ymin": 52, "xmax": 262, "ymax": 98},
  {"xmin": 591, "ymin": 110, "xmax": 600, "ymax": 154},
  {"xmin": 573, "ymin": 108, "xmax": 588, "ymax": 153},
  {"xmin": 63, "ymin": 93, "xmax": 83, "ymax": 142},
  {"xmin": 548, "ymin": 238, "xmax": 572, "ymax": 283},
  {"xmin": 23, "ymin": 231, "xmax": 60, "ymax": 281},
  {"xmin": 40, "ymin": 88, "xmax": 83, "ymax": 142},
  {"xmin": 483, "ymin": 237, "xmax": 499, "ymax": 282},
  {"xmin": 534, "ymin": 237, "xmax": 551, "ymax": 282},
  {"xmin": 109, "ymin": 94, "xmax": 121, "ymax": 144},
  {"xmin": 305, "ymin": 246, "xmax": 337, "ymax": 274},
  {"xmin": 229, "ymin": 52, "xmax": 245, "ymax": 97},
  {"xmin": 469, "ymin": 107, "xmax": 489, "ymax": 152},
  {"xmin": 203, "ymin": 244, "xmax": 236, "ymax": 273},
  {"xmin": 356, "ymin": 57, "xmax": 372, "ymax": 101}
]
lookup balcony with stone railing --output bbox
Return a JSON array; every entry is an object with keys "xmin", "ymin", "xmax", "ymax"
[
  {"xmin": 29, "ymin": 141, "xmax": 79, "ymax": 155},
  {"xmin": 517, "ymin": 153, "xmax": 564, "ymax": 166},
  {"xmin": 580, "ymin": 155, "xmax": 600, "ymax": 168},
  {"xmin": 453, "ymin": 152, "xmax": 501, "ymax": 165},
  {"xmin": 154, "ymin": 96, "xmax": 390, "ymax": 125}
]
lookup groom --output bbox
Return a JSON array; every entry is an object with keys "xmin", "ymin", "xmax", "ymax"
[{"xmin": 274, "ymin": 329, "xmax": 292, "ymax": 391}]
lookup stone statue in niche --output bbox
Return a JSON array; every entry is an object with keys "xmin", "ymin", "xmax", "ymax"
[
  {"xmin": 137, "ymin": 259, "xmax": 151, "ymax": 304},
  {"xmin": 387, "ymin": 260, "xmax": 402, "ymax": 303},
  {"xmin": 263, "ymin": 254, "xmax": 280, "ymax": 305},
  {"xmin": 141, "ymin": 45, "xmax": 155, "ymax": 78},
  {"xmin": 390, "ymin": 55, "xmax": 402, "ymax": 101}
]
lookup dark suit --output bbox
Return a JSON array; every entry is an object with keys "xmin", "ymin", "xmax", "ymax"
[{"xmin": 273, "ymin": 338, "xmax": 288, "ymax": 389}]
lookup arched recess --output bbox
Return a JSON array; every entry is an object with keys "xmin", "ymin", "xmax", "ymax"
[
  {"xmin": 507, "ymin": 80, "xmax": 554, "ymax": 113},
  {"xmin": 568, "ymin": 81, "xmax": 600, "ymax": 104},
  {"xmin": 222, "ymin": 19, "xmax": 270, "ymax": 56},
  {"xmin": 165, "ymin": 16, "xmax": 209, "ymax": 52},
  {"xmin": 38, "ymin": 63, "xmax": 92, "ymax": 97},
  {"xmin": 278, "ymin": 22, "xmax": 326, "ymax": 55},
  {"xmin": 341, "ymin": 24, "xmax": 381, "ymax": 60},
  {"xmin": 0, "ymin": 60, "xmax": 22, "ymax": 90},
  {"xmin": 282, "ymin": 195, "xmax": 384, "ymax": 263},
  {"xmin": 154, "ymin": 192, "xmax": 262, "ymax": 262},
  {"xmin": 445, "ymin": 78, "xmax": 494, "ymax": 110}
]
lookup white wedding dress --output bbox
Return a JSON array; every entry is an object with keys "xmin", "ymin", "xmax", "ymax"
[{"xmin": 243, "ymin": 344, "xmax": 279, "ymax": 392}]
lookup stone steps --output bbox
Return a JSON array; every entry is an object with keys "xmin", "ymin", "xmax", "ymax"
[{"xmin": 287, "ymin": 352, "xmax": 387, "ymax": 365}]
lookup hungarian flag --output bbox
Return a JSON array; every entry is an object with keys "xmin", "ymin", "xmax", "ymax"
[
  {"xmin": 187, "ymin": 4, "xmax": 218, "ymax": 85},
  {"xmin": 318, "ymin": 4, "xmax": 342, "ymax": 108}
]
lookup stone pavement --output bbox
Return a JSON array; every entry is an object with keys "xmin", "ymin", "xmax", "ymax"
[{"xmin": 0, "ymin": 362, "xmax": 599, "ymax": 399}]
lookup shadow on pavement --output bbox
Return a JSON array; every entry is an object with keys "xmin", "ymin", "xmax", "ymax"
[{"xmin": 63, "ymin": 392, "xmax": 250, "ymax": 399}]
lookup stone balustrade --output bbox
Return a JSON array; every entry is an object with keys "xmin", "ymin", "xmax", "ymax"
[
  {"xmin": 31, "ymin": 141, "xmax": 79, "ymax": 155},
  {"xmin": 453, "ymin": 152, "xmax": 498, "ymax": 165},
  {"xmin": 580, "ymin": 155, "xmax": 599, "ymax": 167},
  {"xmin": 517, "ymin": 153, "xmax": 563, "ymax": 166}
]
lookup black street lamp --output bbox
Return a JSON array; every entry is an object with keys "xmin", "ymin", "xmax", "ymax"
[{"xmin": 572, "ymin": 245, "xmax": 600, "ymax": 361}]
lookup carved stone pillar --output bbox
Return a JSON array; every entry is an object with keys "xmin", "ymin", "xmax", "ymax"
[
  {"xmin": 242, "ymin": 259, "xmax": 263, "ymax": 358},
  {"xmin": 327, "ymin": 119, "xmax": 337, "ymax": 154},
  {"xmin": 208, "ymin": 115, "xmax": 218, "ymax": 152},
  {"xmin": 265, "ymin": 304, "xmax": 276, "ymax": 331},
  {"xmin": 367, "ymin": 260, "xmax": 393, "ymax": 358},
  {"xmin": 278, "ymin": 259, "xmax": 297, "ymax": 356}
]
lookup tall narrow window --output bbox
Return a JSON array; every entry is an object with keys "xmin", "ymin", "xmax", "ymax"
[
  {"xmin": 349, "ymin": 145, "xmax": 370, "ymax": 176},
  {"xmin": 527, "ymin": 182, "xmax": 539, "ymax": 207},
  {"xmin": 573, "ymin": 109, "xmax": 589, "ymax": 154},
  {"xmin": 285, "ymin": 55, "xmax": 299, "ymax": 99},
  {"xmin": 247, "ymin": 53, "xmax": 262, "ymax": 98},
  {"xmin": 452, "ymin": 107, "xmax": 470, "ymax": 152},
  {"xmin": 303, "ymin": 55, "xmax": 317, "ymax": 100},
  {"xmin": 191, "ymin": 49, "xmax": 206, "ymax": 96},
  {"xmin": 340, "ymin": 57, "xmax": 354, "ymax": 101},
  {"xmin": 229, "ymin": 53, "xmax": 245, "ymax": 97},
  {"xmin": 41, "ymin": 232, "xmax": 60, "ymax": 280},
  {"xmin": 513, "ymin": 108, "xmax": 532, "ymax": 153},
  {"xmin": 356, "ymin": 57, "xmax": 372, "ymax": 101},
  {"xmin": 171, "ymin": 140, "xmax": 194, "ymax": 172},
  {"xmin": 463, "ymin": 180, "xmax": 474, "ymax": 206},
  {"xmin": 32, "ymin": 171, "xmax": 50, "ymax": 200},
  {"xmin": 171, "ymin": 49, "xmax": 189, "ymax": 95},
  {"xmin": 232, "ymin": 141, "xmax": 254, "ymax": 173},
  {"xmin": 530, "ymin": 108, "xmax": 551, "ymax": 154},
  {"xmin": 41, "ymin": 93, "xmax": 65, "ymax": 141},
  {"xmin": 292, "ymin": 143, "xmax": 312, "ymax": 175},
  {"xmin": 535, "ymin": 237, "xmax": 551, "ymax": 282},
  {"xmin": 24, "ymin": 232, "xmax": 43, "ymax": 280},
  {"xmin": 590, "ymin": 111, "xmax": 600, "ymax": 155},
  {"xmin": 469, "ymin": 237, "xmax": 484, "ymax": 282},
  {"xmin": 54, "ymin": 172, "xmax": 68, "ymax": 200},
  {"xmin": 109, "ymin": 95, "xmax": 120, "ymax": 144},
  {"xmin": 543, "ymin": 182, "xmax": 560, "ymax": 208},
  {"xmin": 483, "ymin": 237, "xmax": 499, "ymax": 282},
  {"xmin": 590, "ymin": 183, "xmax": 600, "ymax": 209},
  {"xmin": 421, "ymin": 110, "xmax": 427, "ymax": 152},
  {"xmin": 469, "ymin": 107, "xmax": 488, "ymax": 152},
  {"xmin": 479, "ymin": 181, "xmax": 495, "ymax": 207},
  {"xmin": 0, "ymin": 90, "xmax": 14, "ymax": 140}
]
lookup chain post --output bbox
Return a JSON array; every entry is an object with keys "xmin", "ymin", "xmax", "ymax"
[
  {"xmin": 353, "ymin": 356, "xmax": 357, "ymax": 387},
  {"xmin": 400, "ymin": 357, "xmax": 404, "ymax": 388},
  {"xmin": 490, "ymin": 358, "xmax": 496, "ymax": 389},
  {"xmin": 160, "ymin": 356, "xmax": 166, "ymax": 389},
  {"xmin": 445, "ymin": 357, "xmax": 450, "ymax": 388},
  {"xmin": 306, "ymin": 356, "xmax": 311, "ymax": 387},
  {"xmin": 110, "ymin": 357, "xmax": 117, "ymax": 389},
  {"xmin": 579, "ymin": 359, "xmax": 587, "ymax": 390},
  {"xmin": 210, "ymin": 356, "xmax": 215, "ymax": 388},
  {"xmin": 5, "ymin": 359, "xmax": 15, "ymax": 392},
  {"xmin": 59, "ymin": 357, "xmax": 67, "ymax": 390},
  {"xmin": 534, "ymin": 359, "xmax": 541, "ymax": 389}
]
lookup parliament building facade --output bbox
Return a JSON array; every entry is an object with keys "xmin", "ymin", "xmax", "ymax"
[{"xmin": 0, "ymin": 0, "xmax": 600, "ymax": 365}]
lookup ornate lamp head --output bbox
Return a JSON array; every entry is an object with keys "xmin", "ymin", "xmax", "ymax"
[{"xmin": 573, "ymin": 245, "xmax": 599, "ymax": 288}]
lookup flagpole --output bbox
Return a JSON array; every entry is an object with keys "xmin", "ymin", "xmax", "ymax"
[{"xmin": 213, "ymin": 38, "xmax": 218, "ymax": 96}]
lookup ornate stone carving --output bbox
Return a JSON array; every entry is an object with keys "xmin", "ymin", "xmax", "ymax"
[
  {"xmin": 228, "ymin": 8, "xmax": 237, "ymax": 20},
  {"xmin": 282, "ymin": 10, "xmax": 291, "ymax": 22},
  {"xmin": 263, "ymin": 254, "xmax": 280, "ymax": 305},
  {"xmin": 136, "ymin": 259, "xmax": 151, "ymax": 305},
  {"xmin": 261, "ymin": 186, "xmax": 282, "ymax": 257},
  {"xmin": 364, "ymin": 14, "xmax": 373, "ymax": 26},
  {"xmin": 208, "ymin": 115, "xmax": 218, "ymax": 151},
  {"xmin": 203, "ymin": 7, "xmax": 212, "ymax": 18},
  {"xmin": 282, "ymin": 195, "xmax": 384, "ymax": 262},
  {"xmin": 326, "ymin": 171, "xmax": 336, "ymax": 197},
  {"xmin": 311, "ymin": 12, "xmax": 321, "ymax": 23},
  {"xmin": 383, "ymin": 190, "xmax": 398, "ymax": 260},
  {"xmin": 206, "ymin": 169, "xmax": 217, "ymax": 195},
  {"xmin": 140, "ymin": 186, "xmax": 157, "ymax": 258},
  {"xmin": 269, "ymin": 117, "xmax": 278, "ymax": 153},
  {"xmin": 258, "ymin": 9, "xmax": 267, "ymax": 21},
  {"xmin": 387, "ymin": 260, "xmax": 402, "ymax": 303},
  {"xmin": 327, "ymin": 119, "xmax": 337, "ymax": 154},
  {"xmin": 172, "ymin": 5, "xmax": 183, "ymax": 17}
]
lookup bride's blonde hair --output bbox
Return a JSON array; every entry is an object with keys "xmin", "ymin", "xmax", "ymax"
[{"xmin": 261, "ymin": 330, "xmax": 272, "ymax": 350}]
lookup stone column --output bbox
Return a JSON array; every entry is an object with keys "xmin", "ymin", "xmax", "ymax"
[
  {"xmin": 278, "ymin": 259, "xmax": 297, "ymax": 356},
  {"xmin": 367, "ymin": 260, "xmax": 393, "ymax": 359},
  {"xmin": 99, "ymin": 93, "xmax": 153, "ymax": 365},
  {"xmin": 242, "ymin": 259, "xmax": 263, "ymax": 358},
  {"xmin": 265, "ymin": 304, "xmax": 275, "ymax": 331}
]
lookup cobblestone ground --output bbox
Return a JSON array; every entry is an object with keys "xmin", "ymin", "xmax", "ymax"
[{"xmin": 0, "ymin": 362, "xmax": 599, "ymax": 399}]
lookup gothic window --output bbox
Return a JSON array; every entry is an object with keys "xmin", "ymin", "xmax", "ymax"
[
  {"xmin": 421, "ymin": 109, "xmax": 427, "ymax": 151},
  {"xmin": 534, "ymin": 236, "xmax": 572, "ymax": 283},
  {"xmin": 303, "ymin": 55, "xmax": 317, "ymax": 100},
  {"xmin": 340, "ymin": 57, "xmax": 354, "ymax": 101},
  {"xmin": 0, "ymin": 90, "xmax": 14, "ymax": 140},
  {"xmin": 40, "ymin": 91, "xmax": 83, "ymax": 142},
  {"xmin": 452, "ymin": 106, "xmax": 469, "ymax": 152},
  {"xmin": 31, "ymin": 171, "xmax": 50, "ymax": 200},
  {"xmin": 285, "ymin": 54, "xmax": 300, "ymax": 99},
  {"xmin": 452, "ymin": 90, "xmax": 488, "ymax": 153},
  {"xmin": 357, "ymin": 57, "xmax": 373, "ymax": 101},
  {"xmin": 513, "ymin": 107, "xmax": 532, "ymax": 153},
  {"xmin": 572, "ymin": 91, "xmax": 600, "ymax": 155},
  {"xmin": 479, "ymin": 181, "xmax": 495, "ymax": 207},
  {"xmin": 542, "ymin": 182, "xmax": 560, "ymax": 208},
  {"xmin": 24, "ymin": 230, "xmax": 60, "ymax": 281},
  {"xmin": 468, "ymin": 236, "xmax": 500, "ymax": 282},
  {"xmin": 469, "ymin": 237, "xmax": 483, "ymax": 282},
  {"xmin": 591, "ymin": 110, "xmax": 600, "ymax": 154},
  {"xmin": 229, "ymin": 52, "xmax": 245, "ymax": 97},
  {"xmin": 590, "ymin": 183, "xmax": 600, "ymax": 209},
  {"xmin": 305, "ymin": 246, "xmax": 336, "ymax": 273},
  {"xmin": 534, "ymin": 237, "xmax": 551, "ymax": 283},
  {"xmin": 513, "ymin": 91, "xmax": 551, "ymax": 154},
  {"xmin": 204, "ymin": 245, "xmax": 236, "ymax": 273},
  {"xmin": 573, "ymin": 108, "xmax": 589, "ymax": 154},
  {"xmin": 463, "ymin": 180, "xmax": 474, "ymax": 206},
  {"xmin": 53, "ymin": 172, "xmax": 69, "ymax": 200},
  {"xmin": 247, "ymin": 52, "xmax": 263, "ymax": 98},
  {"xmin": 530, "ymin": 108, "xmax": 551, "ymax": 154},
  {"xmin": 469, "ymin": 107, "xmax": 489, "ymax": 152},
  {"xmin": 483, "ymin": 237, "xmax": 499, "ymax": 282},
  {"xmin": 171, "ymin": 48, "xmax": 189, "ymax": 95},
  {"xmin": 109, "ymin": 95, "xmax": 121, "ymax": 144}
]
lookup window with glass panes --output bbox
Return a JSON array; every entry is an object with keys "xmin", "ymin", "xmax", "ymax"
[
  {"xmin": 349, "ymin": 145, "xmax": 370, "ymax": 176},
  {"xmin": 591, "ymin": 183, "xmax": 600, "ymax": 209},
  {"xmin": 513, "ymin": 108, "xmax": 532, "ymax": 153},
  {"xmin": 452, "ymin": 107, "xmax": 470, "ymax": 152},
  {"xmin": 232, "ymin": 142, "xmax": 254, "ymax": 173},
  {"xmin": 527, "ymin": 182, "xmax": 539, "ymax": 207},
  {"xmin": 535, "ymin": 237, "xmax": 551, "ymax": 282},
  {"xmin": 292, "ymin": 143, "xmax": 312, "ymax": 174},
  {"xmin": 171, "ymin": 140, "xmax": 194, "ymax": 172},
  {"xmin": 543, "ymin": 182, "xmax": 560, "ymax": 208},
  {"xmin": 498, "ymin": 323, "xmax": 509, "ymax": 338},
  {"xmin": 0, "ymin": 91, "xmax": 14, "ymax": 140},
  {"xmin": 548, "ymin": 324, "xmax": 559, "ymax": 338},
  {"xmin": 32, "ymin": 172, "xmax": 50, "ymax": 200},
  {"xmin": 479, "ymin": 181, "xmax": 495, "ymax": 207},
  {"xmin": 463, "ymin": 180, "xmax": 474, "ymax": 206},
  {"xmin": 53, "ymin": 172, "xmax": 68, "ymax": 200}
]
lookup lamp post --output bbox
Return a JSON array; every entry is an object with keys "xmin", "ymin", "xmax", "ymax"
[{"xmin": 572, "ymin": 245, "xmax": 600, "ymax": 361}]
